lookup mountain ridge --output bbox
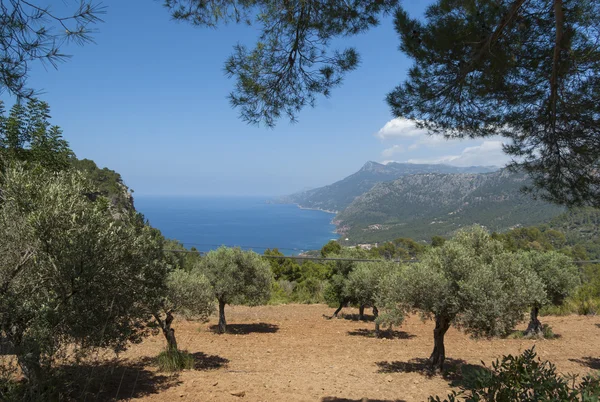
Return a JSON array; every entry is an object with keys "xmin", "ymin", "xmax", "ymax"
[
  {"xmin": 279, "ymin": 161, "xmax": 499, "ymax": 213},
  {"xmin": 279, "ymin": 162, "xmax": 565, "ymax": 244}
]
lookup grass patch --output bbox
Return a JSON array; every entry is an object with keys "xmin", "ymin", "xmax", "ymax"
[
  {"xmin": 506, "ymin": 324, "xmax": 559, "ymax": 340},
  {"xmin": 156, "ymin": 348, "xmax": 195, "ymax": 372}
]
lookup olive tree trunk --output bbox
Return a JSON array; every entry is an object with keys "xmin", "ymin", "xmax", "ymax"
[
  {"xmin": 332, "ymin": 299, "xmax": 347, "ymax": 318},
  {"xmin": 358, "ymin": 305, "xmax": 365, "ymax": 320},
  {"xmin": 218, "ymin": 299, "xmax": 227, "ymax": 334},
  {"xmin": 429, "ymin": 315, "xmax": 451, "ymax": 372},
  {"xmin": 525, "ymin": 305, "xmax": 543, "ymax": 337},
  {"xmin": 154, "ymin": 311, "xmax": 178, "ymax": 350},
  {"xmin": 10, "ymin": 335, "xmax": 44, "ymax": 394},
  {"xmin": 373, "ymin": 306, "xmax": 381, "ymax": 337}
]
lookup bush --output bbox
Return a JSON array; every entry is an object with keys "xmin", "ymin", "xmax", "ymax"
[
  {"xmin": 156, "ymin": 348, "xmax": 195, "ymax": 372},
  {"xmin": 429, "ymin": 348, "xmax": 600, "ymax": 401},
  {"xmin": 293, "ymin": 278, "xmax": 326, "ymax": 303}
]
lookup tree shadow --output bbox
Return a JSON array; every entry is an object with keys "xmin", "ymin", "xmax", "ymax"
[
  {"xmin": 347, "ymin": 328, "xmax": 415, "ymax": 340},
  {"xmin": 570, "ymin": 357, "xmax": 600, "ymax": 370},
  {"xmin": 321, "ymin": 398, "xmax": 406, "ymax": 402},
  {"xmin": 341, "ymin": 313, "xmax": 376, "ymax": 322},
  {"xmin": 376, "ymin": 357, "xmax": 487, "ymax": 388},
  {"xmin": 595, "ymin": 323, "xmax": 600, "ymax": 329},
  {"xmin": 209, "ymin": 323, "xmax": 279, "ymax": 334},
  {"xmin": 505, "ymin": 329, "xmax": 562, "ymax": 340},
  {"xmin": 54, "ymin": 358, "xmax": 182, "ymax": 401},
  {"xmin": 191, "ymin": 352, "xmax": 229, "ymax": 370},
  {"xmin": 0, "ymin": 337, "xmax": 14, "ymax": 355}
]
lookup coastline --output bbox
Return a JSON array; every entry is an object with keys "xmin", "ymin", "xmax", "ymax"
[
  {"xmin": 294, "ymin": 203, "xmax": 338, "ymax": 215},
  {"xmin": 293, "ymin": 203, "xmax": 344, "ymax": 238}
]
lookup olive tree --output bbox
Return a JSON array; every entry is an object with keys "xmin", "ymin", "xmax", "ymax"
[
  {"xmin": 518, "ymin": 251, "xmax": 579, "ymax": 337},
  {"xmin": 152, "ymin": 269, "xmax": 215, "ymax": 351},
  {"xmin": 199, "ymin": 247, "xmax": 272, "ymax": 334},
  {"xmin": 323, "ymin": 248, "xmax": 369, "ymax": 317},
  {"xmin": 387, "ymin": 227, "xmax": 543, "ymax": 371},
  {"xmin": 0, "ymin": 164, "xmax": 168, "ymax": 392},
  {"xmin": 346, "ymin": 261, "xmax": 406, "ymax": 336}
]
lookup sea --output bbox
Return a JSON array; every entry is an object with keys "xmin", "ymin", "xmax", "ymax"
[{"xmin": 135, "ymin": 196, "xmax": 338, "ymax": 256}]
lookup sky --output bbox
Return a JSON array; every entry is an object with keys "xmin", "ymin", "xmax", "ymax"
[{"xmin": 2, "ymin": 0, "xmax": 511, "ymax": 196}]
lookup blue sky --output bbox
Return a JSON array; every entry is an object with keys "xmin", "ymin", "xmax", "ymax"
[{"xmin": 2, "ymin": 0, "xmax": 510, "ymax": 196}]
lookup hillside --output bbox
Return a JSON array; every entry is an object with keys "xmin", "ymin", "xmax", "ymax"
[
  {"xmin": 335, "ymin": 169, "xmax": 565, "ymax": 243},
  {"xmin": 546, "ymin": 207, "xmax": 600, "ymax": 259},
  {"xmin": 71, "ymin": 158, "xmax": 135, "ymax": 211},
  {"xmin": 280, "ymin": 161, "xmax": 497, "ymax": 212}
]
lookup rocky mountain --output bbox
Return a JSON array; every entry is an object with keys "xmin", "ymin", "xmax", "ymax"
[
  {"xmin": 335, "ymin": 169, "xmax": 565, "ymax": 243},
  {"xmin": 279, "ymin": 161, "xmax": 498, "ymax": 213}
]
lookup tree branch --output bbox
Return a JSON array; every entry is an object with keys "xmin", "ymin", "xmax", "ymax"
[{"xmin": 549, "ymin": 0, "xmax": 564, "ymax": 129}]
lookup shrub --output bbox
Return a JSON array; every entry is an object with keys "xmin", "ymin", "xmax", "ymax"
[
  {"xmin": 156, "ymin": 349, "xmax": 195, "ymax": 372},
  {"xmin": 429, "ymin": 348, "xmax": 600, "ymax": 401}
]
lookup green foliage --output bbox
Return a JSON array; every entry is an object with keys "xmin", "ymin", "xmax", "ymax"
[
  {"xmin": 323, "ymin": 248, "xmax": 370, "ymax": 308},
  {"xmin": 547, "ymin": 207, "xmax": 600, "ymax": 260},
  {"xmin": 0, "ymin": 99, "xmax": 134, "ymax": 212},
  {"xmin": 402, "ymin": 227, "xmax": 542, "ymax": 336},
  {"xmin": 347, "ymin": 260, "xmax": 406, "ymax": 330},
  {"xmin": 370, "ymin": 238, "xmax": 425, "ymax": 260},
  {"xmin": 70, "ymin": 158, "xmax": 133, "ymax": 211},
  {"xmin": 0, "ymin": 100, "xmax": 74, "ymax": 172},
  {"xmin": 429, "ymin": 348, "xmax": 600, "ymax": 402},
  {"xmin": 201, "ymin": 246, "xmax": 272, "ymax": 306},
  {"xmin": 569, "ymin": 265, "xmax": 600, "ymax": 316},
  {"xmin": 156, "ymin": 348, "xmax": 195, "ymax": 372},
  {"xmin": 321, "ymin": 240, "xmax": 342, "ymax": 257},
  {"xmin": 431, "ymin": 236, "xmax": 446, "ymax": 247},
  {"xmin": 200, "ymin": 247, "xmax": 272, "ymax": 333},
  {"xmin": 263, "ymin": 249, "xmax": 330, "ymax": 304},
  {"xmin": 264, "ymin": 248, "xmax": 302, "ymax": 281},
  {"xmin": 384, "ymin": 226, "xmax": 544, "ymax": 369},
  {"xmin": 163, "ymin": 239, "xmax": 203, "ymax": 272},
  {"xmin": 0, "ymin": 2, "xmax": 103, "ymax": 98},
  {"xmin": 164, "ymin": 1, "xmax": 398, "ymax": 127},
  {"xmin": 165, "ymin": 269, "xmax": 215, "ymax": 320},
  {"xmin": 346, "ymin": 261, "xmax": 397, "ymax": 310},
  {"xmin": 389, "ymin": 1, "xmax": 600, "ymax": 207},
  {"xmin": 0, "ymin": 164, "xmax": 168, "ymax": 390},
  {"xmin": 518, "ymin": 251, "xmax": 579, "ymax": 308}
]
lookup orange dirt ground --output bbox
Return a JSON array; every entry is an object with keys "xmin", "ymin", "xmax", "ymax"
[{"xmin": 79, "ymin": 305, "xmax": 600, "ymax": 401}]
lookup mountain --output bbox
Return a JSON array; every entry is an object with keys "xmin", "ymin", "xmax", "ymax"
[
  {"xmin": 279, "ymin": 161, "xmax": 498, "ymax": 213},
  {"xmin": 334, "ymin": 169, "xmax": 565, "ymax": 243}
]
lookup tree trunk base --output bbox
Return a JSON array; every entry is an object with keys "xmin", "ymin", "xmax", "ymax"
[
  {"xmin": 429, "ymin": 315, "xmax": 450, "ymax": 372},
  {"xmin": 333, "ymin": 301, "xmax": 345, "ymax": 318},
  {"xmin": 218, "ymin": 300, "xmax": 227, "ymax": 334},
  {"xmin": 525, "ymin": 306, "xmax": 543, "ymax": 338}
]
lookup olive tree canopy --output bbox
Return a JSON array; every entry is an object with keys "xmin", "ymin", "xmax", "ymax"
[
  {"xmin": 0, "ymin": 164, "xmax": 168, "ymax": 390},
  {"xmin": 385, "ymin": 226, "xmax": 543, "ymax": 371},
  {"xmin": 199, "ymin": 246, "xmax": 272, "ymax": 333}
]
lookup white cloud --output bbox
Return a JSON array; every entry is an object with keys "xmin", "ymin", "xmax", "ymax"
[
  {"xmin": 375, "ymin": 118, "xmax": 427, "ymax": 140},
  {"xmin": 405, "ymin": 140, "xmax": 510, "ymax": 167},
  {"xmin": 381, "ymin": 144, "xmax": 405, "ymax": 158}
]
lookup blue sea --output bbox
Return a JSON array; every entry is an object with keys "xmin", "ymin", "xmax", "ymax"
[{"xmin": 135, "ymin": 196, "xmax": 338, "ymax": 255}]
